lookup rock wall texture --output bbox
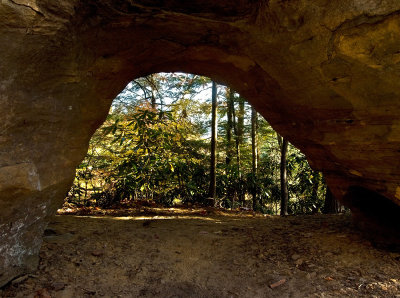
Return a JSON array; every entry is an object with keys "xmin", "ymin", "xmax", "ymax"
[{"xmin": 1, "ymin": 0, "xmax": 400, "ymax": 286}]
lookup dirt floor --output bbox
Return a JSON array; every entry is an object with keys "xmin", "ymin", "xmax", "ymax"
[{"xmin": 2, "ymin": 207, "xmax": 400, "ymax": 297}]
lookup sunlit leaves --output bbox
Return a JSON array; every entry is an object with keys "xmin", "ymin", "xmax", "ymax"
[{"xmin": 67, "ymin": 72, "xmax": 326, "ymax": 213}]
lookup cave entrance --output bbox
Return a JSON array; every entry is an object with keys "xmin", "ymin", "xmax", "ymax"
[
  {"xmin": 3, "ymin": 0, "xmax": 400, "ymax": 292},
  {"xmin": 62, "ymin": 72, "xmax": 330, "ymax": 216}
]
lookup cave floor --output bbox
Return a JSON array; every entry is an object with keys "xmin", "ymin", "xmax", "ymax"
[{"xmin": 2, "ymin": 209, "xmax": 400, "ymax": 297}]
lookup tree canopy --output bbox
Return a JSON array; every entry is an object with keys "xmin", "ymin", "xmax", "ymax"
[{"xmin": 66, "ymin": 73, "xmax": 331, "ymax": 215}]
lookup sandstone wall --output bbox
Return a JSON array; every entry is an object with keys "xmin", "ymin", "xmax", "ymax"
[{"xmin": 1, "ymin": 0, "xmax": 400, "ymax": 286}]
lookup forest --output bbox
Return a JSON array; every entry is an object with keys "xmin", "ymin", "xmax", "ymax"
[{"xmin": 65, "ymin": 73, "xmax": 340, "ymax": 215}]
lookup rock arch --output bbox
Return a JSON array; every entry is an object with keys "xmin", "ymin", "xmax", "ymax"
[{"xmin": 1, "ymin": 0, "xmax": 400, "ymax": 286}]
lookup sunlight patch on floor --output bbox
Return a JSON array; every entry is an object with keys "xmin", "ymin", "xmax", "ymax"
[{"xmin": 70, "ymin": 215, "xmax": 219, "ymax": 221}]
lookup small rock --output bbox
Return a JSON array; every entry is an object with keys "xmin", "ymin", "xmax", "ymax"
[
  {"xmin": 295, "ymin": 258, "xmax": 304, "ymax": 266},
  {"xmin": 91, "ymin": 250, "xmax": 103, "ymax": 257},
  {"xmin": 291, "ymin": 254, "xmax": 300, "ymax": 260},
  {"xmin": 83, "ymin": 288, "xmax": 96, "ymax": 295},
  {"xmin": 52, "ymin": 282, "xmax": 65, "ymax": 291},
  {"xmin": 269, "ymin": 279, "xmax": 286, "ymax": 288},
  {"xmin": 46, "ymin": 243, "xmax": 58, "ymax": 250},
  {"xmin": 11, "ymin": 275, "xmax": 29, "ymax": 285}
]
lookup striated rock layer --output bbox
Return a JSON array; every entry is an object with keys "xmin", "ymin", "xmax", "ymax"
[{"xmin": 1, "ymin": 0, "xmax": 400, "ymax": 286}]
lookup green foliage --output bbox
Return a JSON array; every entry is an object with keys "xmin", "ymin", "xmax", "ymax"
[
  {"xmin": 111, "ymin": 105, "xmax": 208, "ymax": 205},
  {"xmin": 66, "ymin": 73, "xmax": 327, "ymax": 214}
]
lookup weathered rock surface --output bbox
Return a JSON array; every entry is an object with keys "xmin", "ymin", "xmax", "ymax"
[{"xmin": 1, "ymin": 0, "xmax": 400, "ymax": 286}]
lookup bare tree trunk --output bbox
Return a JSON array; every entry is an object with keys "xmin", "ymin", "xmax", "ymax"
[
  {"xmin": 226, "ymin": 88, "xmax": 234, "ymax": 166},
  {"xmin": 231, "ymin": 100, "xmax": 241, "ymax": 174},
  {"xmin": 251, "ymin": 106, "xmax": 258, "ymax": 210},
  {"xmin": 226, "ymin": 88, "xmax": 235, "ymax": 209},
  {"xmin": 208, "ymin": 82, "xmax": 218, "ymax": 202},
  {"xmin": 280, "ymin": 137, "xmax": 289, "ymax": 216},
  {"xmin": 237, "ymin": 98, "xmax": 245, "ymax": 197},
  {"xmin": 238, "ymin": 97, "xmax": 245, "ymax": 145},
  {"xmin": 145, "ymin": 75, "xmax": 157, "ymax": 109},
  {"xmin": 251, "ymin": 107, "xmax": 258, "ymax": 175},
  {"xmin": 231, "ymin": 96, "xmax": 241, "ymax": 208},
  {"xmin": 256, "ymin": 117, "xmax": 260, "ymax": 170},
  {"xmin": 150, "ymin": 88, "xmax": 156, "ymax": 109}
]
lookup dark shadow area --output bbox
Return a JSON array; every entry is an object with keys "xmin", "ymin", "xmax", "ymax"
[{"xmin": 344, "ymin": 186, "xmax": 400, "ymax": 251}]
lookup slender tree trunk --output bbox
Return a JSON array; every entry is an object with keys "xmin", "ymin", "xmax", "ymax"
[
  {"xmin": 238, "ymin": 97, "xmax": 245, "ymax": 204},
  {"xmin": 226, "ymin": 88, "xmax": 234, "ymax": 166},
  {"xmin": 256, "ymin": 116, "xmax": 260, "ymax": 170},
  {"xmin": 233, "ymin": 97, "xmax": 245, "ymax": 205},
  {"xmin": 237, "ymin": 97, "xmax": 245, "ymax": 146},
  {"xmin": 251, "ymin": 107, "xmax": 258, "ymax": 210},
  {"xmin": 146, "ymin": 75, "xmax": 157, "ymax": 109},
  {"xmin": 231, "ymin": 101, "xmax": 241, "ymax": 173},
  {"xmin": 323, "ymin": 186, "xmax": 339, "ymax": 214},
  {"xmin": 280, "ymin": 137, "xmax": 289, "ymax": 216},
  {"xmin": 226, "ymin": 88, "xmax": 235, "ymax": 209},
  {"xmin": 251, "ymin": 107, "xmax": 258, "ymax": 175},
  {"xmin": 231, "ymin": 97, "xmax": 241, "ymax": 208},
  {"xmin": 277, "ymin": 133, "xmax": 282, "ymax": 148},
  {"xmin": 150, "ymin": 90, "xmax": 156, "ymax": 109},
  {"xmin": 208, "ymin": 82, "xmax": 218, "ymax": 202}
]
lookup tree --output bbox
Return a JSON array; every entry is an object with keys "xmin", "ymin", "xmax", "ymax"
[
  {"xmin": 231, "ymin": 96, "xmax": 241, "ymax": 175},
  {"xmin": 279, "ymin": 135, "xmax": 289, "ymax": 216},
  {"xmin": 224, "ymin": 87, "xmax": 237, "ymax": 209},
  {"xmin": 208, "ymin": 82, "xmax": 218, "ymax": 202},
  {"xmin": 225, "ymin": 88, "xmax": 234, "ymax": 166},
  {"xmin": 251, "ymin": 106, "xmax": 258, "ymax": 210},
  {"xmin": 66, "ymin": 72, "xmax": 328, "ymax": 214},
  {"xmin": 231, "ymin": 94, "xmax": 245, "ymax": 205},
  {"xmin": 237, "ymin": 97, "xmax": 245, "ymax": 146}
]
